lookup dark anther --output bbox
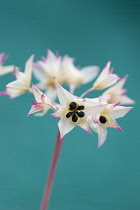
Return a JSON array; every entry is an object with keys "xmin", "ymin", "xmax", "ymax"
[
  {"xmin": 76, "ymin": 111, "xmax": 85, "ymax": 118},
  {"xmin": 72, "ymin": 113, "xmax": 78, "ymax": 122},
  {"xmin": 99, "ymin": 116, "xmax": 107, "ymax": 124},
  {"xmin": 69, "ymin": 102, "xmax": 77, "ymax": 110},
  {"xmin": 77, "ymin": 105, "xmax": 84, "ymax": 110},
  {"xmin": 66, "ymin": 112, "xmax": 73, "ymax": 118}
]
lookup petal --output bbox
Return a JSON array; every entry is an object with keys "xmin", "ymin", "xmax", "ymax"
[
  {"xmin": 80, "ymin": 66, "xmax": 99, "ymax": 84},
  {"xmin": 56, "ymin": 84, "xmax": 75, "ymax": 105},
  {"xmin": 6, "ymin": 80, "xmax": 27, "ymax": 98},
  {"xmin": 109, "ymin": 120, "xmax": 123, "ymax": 131},
  {"xmin": 108, "ymin": 106, "xmax": 133, "ymax": 119},
  {"xmin": 84, "ymin": 103, "xmax": 107, "ymax": 116},
  {"xmin": 24, "ymin": 55, "xmax": 34, "ymax": 81},
  {"xmin": 79, "ymin": 121, "xmax": 92, "ymax": 134},
  {"xmin": 117, "ymin": 95, "xmax": 135, "ymax": 105},
  {"xmin": 28, "ymin": 105, "xmax": 42, "ymax": 116},
  {"xmin": 97, "ymin": 74, "xmax": 119, "ymax": 89},
  {"xmin": 0, "ymin": 53, "xmax": 8, "ymax": 65},
  {"xmin": 45, "ymin": 88, "xmax": 57, "ymax": 101},
  {"xmin": 32, "ymin": 84, "xmax": 43, "ymax": 102},
  {"xmin": 58, "ymin": 118, "xmax": 75, "ymax": 139},
  {"xmin": 98, "ymin": 61, "xmax": 111, "ymax": 78},
  {"xmin": 0, "ymin": 65, "xmax": 14, "ymax": 76},
  {"xmin": 97, "ymin": 125, "xmax": 107, "ymax": 148}
]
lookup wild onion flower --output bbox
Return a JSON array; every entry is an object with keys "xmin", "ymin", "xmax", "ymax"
[{"xmin": 0, "ymin": 50, "xmax": 134, "ymax": 210}]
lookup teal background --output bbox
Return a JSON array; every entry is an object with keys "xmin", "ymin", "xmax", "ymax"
[{"xmin": 0, "ymin": 0, "xmax": 139, "ymax": 210}]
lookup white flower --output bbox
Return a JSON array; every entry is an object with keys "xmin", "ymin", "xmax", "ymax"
[
  {"xmin": 33, "ymin": 50, "xmax": 63, "ymax": 100},
  {"xmin": 102, "ymin": 75, "xmax": 135, "ymax": 105},
  {"xmin": 88, "ymin": 102, "xmax": 133, "ymax": 148},
  {"xmin": 62, "ymin": 55, "xmax": 99, "ymax": 92},
  {"xmin": 5, "ymin": 55, "xmax": 34, "ymax": 98},
  {"xmin": 28, "ymin": 85, "xmax": 56, "ymax": 116},
  {"xmin": 51, "ymin": 84, "xmax": 107, "ymax": 139},
  {"xmin": 0, "ymin": 53, "xmax": 14, "ymax": 76},
  {"xmin": 93, "ymin": 61, "xmax": 119, "ymax": 90}
]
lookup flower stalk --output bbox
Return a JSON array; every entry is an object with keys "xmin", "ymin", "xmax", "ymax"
[{"xmin": 40, "ymin": 131, "xmax": 63, "ymax": 210}]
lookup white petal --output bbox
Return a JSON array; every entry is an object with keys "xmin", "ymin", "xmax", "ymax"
[
  {"xmin": 97, "ymin": 125, "xmax": 107, "ymax": 148},
  {"xmin": 0, "ymin": 65, "xmax": 14, "ymax": 76},
  {"xmin": 45, "ymin": 88, "xmax": 57, "ymax": 101},
  {"xmin": 80, "ymin": 66, "xmax": 99, "ymax": 84},
  {"xmin": 58, "ymin": 118, "xmax": 75, "ymax": 139},
  {"xmin": 117, "ymin": 95, "xmax": 135, "ymax": 105},
  {"xmin": 56, "ymin": 84, "xmax": 75, "ymax": 105},
  {"xmin": 28, "ymin": 105, "xmax": 42, "ymax": 116},
  {"xmin": 84, "ymin": 103, "xmax": 107, "ymax": 116},
  {"xmin": 32, "ymin": 84, "xmax": 43, "ymax": 102},
  {"xmin": 6, "ymin": 80, "xmax": 26, "ymax": 98},
  {"xmin": 108, "ymin": 106, "xmax": 133, "ymax": 119},
  {"xmin": 24, "ymin": 55, "xmax": 34, "ymax": 82},
  {"xmin": 79, "ymin": 121, "xmax": 92, "ymax": 134}
]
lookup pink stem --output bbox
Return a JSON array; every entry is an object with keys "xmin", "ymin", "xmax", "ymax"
[{"xmin": 40, "ymin": 131, "xmax": 63, "ymax": 210}]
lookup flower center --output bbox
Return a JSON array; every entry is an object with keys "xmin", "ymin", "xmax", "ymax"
[
  {"xmin": 66, "ymin": 102, "xmax": 85, "ymax": 122},
  {"xmin": 99, "ymin": 115, "xmax": 107, "ymax": 124}
]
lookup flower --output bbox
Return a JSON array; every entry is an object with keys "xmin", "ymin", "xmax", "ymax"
[
  {"xmin": 0, "ymin": 53, "xmax": 14, "ymax": 76},
  {"xmin": 93, "ymin": 61, "xmax": 120, "ymax": 90},
  {"xmin": 102, "ymin": 75, "xmax": 135, "ymax": 105},
  {"xmin": 62, "ymin": 55, "xmax": 99, "ymax": 93},
  {"xmin": 51, "ymin": 84, "xmax": 108, "ymax": 139},
  {"xmin": 88, "ymin": 102, "xmax": 133, "ymax": 148},
  {"xmin": 28, "ymin": 85, "xmax": 56, "ymax": 116},
  {"xmin": 5, "ymin": 55, "xmax": 34, "ymax": 98},
  {"xmin": 33, "ymin": 50, "xmax": 63, "ymax": 100}
]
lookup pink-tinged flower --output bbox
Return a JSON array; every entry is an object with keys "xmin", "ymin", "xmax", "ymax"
[
  {"xmin": 102, "ymin": 75, "xmax": 135, "ymax": 105},
  {"xmin": 28, "ymin": 85, "xmax": 57, "ymax": 116},
  {"xmin": 62, "ymin": 55, "xmax": 99, "ymax": 92},
  {"xmin": 0, "ymin": 53, "xmax": 14, "ymax": 76},
  {"xmin": 93, "ymin": 61, "xmax": 119, "ymax": 90},
  {"xmin": 88, "ymin": 102, "xmax": 133, "ymax": 148},
  {"xmin": 33, "ymin": 50, "xmax": 63, "ymax": 100},
  {"xmin": 5, "ymin": 55, "xmax": 34, "ymax": 98},
  {"xmin": 51, "ymin": 84, "xmax": 108, "ymax": 139}
]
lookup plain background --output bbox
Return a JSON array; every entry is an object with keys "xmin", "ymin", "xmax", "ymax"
[{"xmin": 0, "ymin": 0, "xmax": 139, "ymax": 209}]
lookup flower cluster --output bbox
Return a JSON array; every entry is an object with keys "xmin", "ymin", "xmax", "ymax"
[{"xmin": 0, "ymin": 50, "xmax": 134, "ymax": 147}]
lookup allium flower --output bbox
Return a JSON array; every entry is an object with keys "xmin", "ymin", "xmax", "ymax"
[
  {"xmin": 5, "ymin": 55, "xmax": 34, "ymax": 98},
  {"xmin": 33, "ymin": 50, "xmax": 63, "ymax": 100},
  {"xmin": 0, "ymin": 53, "xmax": 14, "ymax": 76},
  {"xmin": 62, "ymin": 55, "xmax": 99, "ymax": 92},
  {"xmin": 93, "ymin": 61, "xmax": 120, "ymax": 90},
  {"xmin": 28, "ymin": 85, "xmax": 56, "ymax": 116},
  {"xmin": 102, "ymin": 75, "xmax": 135, "ymax": 105},
  {"xmin": 88, "ymin": 102, "xmax": 133, "ymax": 147},
  {"xmin": 51, "ymin": 84, "xmax": 108, "ymax": 139}
]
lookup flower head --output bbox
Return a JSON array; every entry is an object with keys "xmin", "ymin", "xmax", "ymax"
[
  {"xmin": 33, "ymin": 50, "xmax": 63, "ymax": 100},
  {"xmin": 102, "ymin": 75, "xmax": 135, "ymax": 105},
  {"xmin": 93, "ymin": 61, "xmax": 119, "ymax": 90},
  {"xmin": 0, "ymin": 53, "xmax": 14, "ymax": 76},
  {"xmin": 28, "ymin": 85, "xmax": 56, "ymax": 116},
  {"xmin": 88, "ymin": 102, "xmax": 133, "ymax": 147},
  {"xmin": 51, "ymin": 84, "xmax": 108, "ymax": 139},
  {"xmin": 5, "ymin": 55, "xmax": 34, "ymax": 98},
  {"xmin": 62, "ymin": 55, "xmax": 99, "ymax": 92}
]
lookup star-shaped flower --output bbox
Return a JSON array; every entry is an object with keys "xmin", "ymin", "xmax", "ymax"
[
  {"xmin": 62, "ymin": 55, "xmax": 99, "ymax": 93},
  {"xmin": 102, "ymin": 75, "xmax": 135, "ymax": 105},
  {"xmin": 88, "ymin": 102, "xmax": 133, "ymax": 148},
  {"xmin": 51, "ymin": 84, "xmax": 108, "ymax": 139},
  {"xmin": 93, "ymin": 61, "xmax": 119, "ymax": 90},
  {"xmin": 33, "ymin": 50, "xmax": 63, "ymax": 100},
  {"xmin": 28, "ymin": 85, "xmax": 57, "ymax": 116},
  {"xmin": 0, "ymin": 53, "xmax": 14, "ymax": 76},
  {"xmin": 5, "ymin": 55, "xmax": 34, "ymax": 98}
]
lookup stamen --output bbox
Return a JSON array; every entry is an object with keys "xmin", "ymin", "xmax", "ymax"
[
  {"xmin": 77, "ymin": 105, "xmax": 84, "ymax": 110},
  {"xmin": 66, "ymin": 112, "xmax": 73, "ymax": 118},
  {"xmin": 76, "ymin": 111, "xmax": 85, "ymax": 118},
  {"xmin": 99, "ymin": 116, "xmax": 107, "ymax": 124},
  {"xmin": 69, "ymin": 102, "xmax": 77, "ymax": 110},
  {"xmin": 72, "ymin": 113, "xmax": 78, "ymax": 122}
]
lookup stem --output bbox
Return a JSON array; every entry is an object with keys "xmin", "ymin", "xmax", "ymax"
[
  {"xmin": 80, "ymin": 87, "xmax": 95, "ymax": 98},
  {"xmin": 0, "ymin": 91, "xmax": 8, "ymax": 96},
  {"xmin": 40, "ymin": 131, "xmax": 63, "ymax": 210}
]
